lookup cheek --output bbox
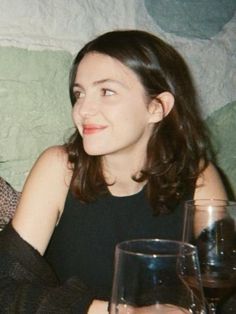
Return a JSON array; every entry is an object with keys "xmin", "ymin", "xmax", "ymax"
[
  {"xmin": 125, "ymin": 107, "xmax": 150, "ymax": 128},
  {"xmin": 71, "ymin": 109, "xmax": 77, "ymax": 126},
  {"xmin": 72, "ymin": 105, "xmax": 80, "ymax": 123},
  {"xmin": 72, "ymin": 107, "xmax": 83, "ymax": 134}
]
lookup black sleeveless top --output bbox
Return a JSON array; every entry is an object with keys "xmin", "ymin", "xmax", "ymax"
[{"xmin": 45, "ymin": 188, "xmax": 193, "ymax": 299}]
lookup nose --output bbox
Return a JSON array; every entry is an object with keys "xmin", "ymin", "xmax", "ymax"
[{"xmin": 74, "ymin": 96, "xmax": 98, "ymax": 119}]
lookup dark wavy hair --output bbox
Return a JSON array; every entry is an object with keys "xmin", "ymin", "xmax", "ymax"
[{"xmin": 64, "ymin": 30, "xmax": 210, "ymax": 214}]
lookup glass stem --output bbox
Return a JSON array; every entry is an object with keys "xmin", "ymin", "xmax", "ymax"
[{"xmin": 207, "ymin": 301, "xmax": 217, "ymax": 314}]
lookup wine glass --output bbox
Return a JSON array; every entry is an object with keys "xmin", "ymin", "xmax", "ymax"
[
  {"xmin": 183, "ymin": 199, "xmax": 236, "ymax": 313},
  {"xmin": 110, "ymin": 239, "xmax": 206, "ymax": 313}
]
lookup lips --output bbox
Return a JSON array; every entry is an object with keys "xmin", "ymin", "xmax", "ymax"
[{"xmin": 82, "ymin": 124, "xmax": 107, "ymax": 135}]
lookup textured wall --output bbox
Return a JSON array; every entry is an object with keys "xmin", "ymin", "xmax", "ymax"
[
  {"xmin": 0, "ymin": 47, "xmax": 73, "ymax": 187},
  {"xmin": 0, "ymin": 0, "xmax": 235, "ymax": 196}
]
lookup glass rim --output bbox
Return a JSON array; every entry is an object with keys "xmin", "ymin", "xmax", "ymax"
[
  {"xmin": 116, "ymin": 238, "xmax": 196, "ymax": 257},
  {"xmin": 185, "ymin": 199, "xmax": 236, "ymax": 207}
]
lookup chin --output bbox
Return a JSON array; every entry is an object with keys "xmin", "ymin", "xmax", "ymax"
[{"xmin": 83, "ymin": 146, "xmax": 106, "ymax": 156}]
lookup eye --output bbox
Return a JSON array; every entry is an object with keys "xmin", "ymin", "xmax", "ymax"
[
  {"xmin": 73, "ymin": 90, "xmax": 85, "ymax": 100},
  {"xmin": 101, "ymin": 88, "xmax": 115, "ymax": 96}
]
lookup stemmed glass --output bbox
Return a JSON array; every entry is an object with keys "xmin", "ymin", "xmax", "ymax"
[
  {"xmin": 110, "ymin": 239, "xmax": 206, "ymax": 313},
  {"xmin": 183, "ymin": 199, "xmax": 236, "ymax": 313}
]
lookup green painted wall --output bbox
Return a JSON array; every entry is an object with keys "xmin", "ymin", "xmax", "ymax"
[{"xmin": 0, "ymin": 47, "xmax": 73, "ymax": 189}]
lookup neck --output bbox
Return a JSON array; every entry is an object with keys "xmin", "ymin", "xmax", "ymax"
[
  {"xmin": 108, "ymin": 177, "xmax": 145, "ymax": 196},
  {"xmin": 102, "ymin": 153, "xmax": 146, "ymax": 196}
]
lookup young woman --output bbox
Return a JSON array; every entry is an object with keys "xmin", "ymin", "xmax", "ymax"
[{"xmin": 0, "ymin": 30, "xmax": 226, "ymax": 313}]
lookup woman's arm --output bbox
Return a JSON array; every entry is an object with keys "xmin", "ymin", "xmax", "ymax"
[
  {"xmin": 12, "ymin": 145, "xmax": 71, "ymax": 255},
  {"xmin": 194, "ymin": 162, "xmax": 227, "ymax": 200},
  {"xmin": 1, "ymin": 146, "xmax": 108, "ymax": 313}
]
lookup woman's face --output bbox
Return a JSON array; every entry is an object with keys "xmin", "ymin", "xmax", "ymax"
[{"xmin": 72, "ymin": 52, "xmax": 156, "ymax": 158}]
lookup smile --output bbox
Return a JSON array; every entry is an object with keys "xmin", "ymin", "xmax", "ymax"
[{"xmin": 82, "ymin": 124, "xmax": 107, "ymax": 135}]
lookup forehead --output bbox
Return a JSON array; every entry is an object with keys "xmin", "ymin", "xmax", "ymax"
[{"xmin": 75, "ymin": 52, "xmax": 141, "ymax": 87}]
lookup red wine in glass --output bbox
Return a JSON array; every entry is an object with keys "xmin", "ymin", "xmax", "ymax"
[{"xmin": 195, "ymin": 217, "xmax": 236, "ymax": 313}]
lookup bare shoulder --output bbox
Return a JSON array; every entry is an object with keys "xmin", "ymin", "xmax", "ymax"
[
  {"xmin": 27, "ymin": 145, "xmax": 72, "ymax": 184},
  {"xmin": 36, "ymin": 145, "xmax": 70, "ymax": 169},
  {"xmin": 40, "ymin": 144, "xmax": 68, "ymax": 160},
  {"xmin": 194, "ymin": 162, "xmax": 227, "ymax": 200}
]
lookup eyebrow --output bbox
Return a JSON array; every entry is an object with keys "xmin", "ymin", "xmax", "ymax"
[{"xmin": 72, "ymin": 78, "xmax": 128, "ymax": 89}]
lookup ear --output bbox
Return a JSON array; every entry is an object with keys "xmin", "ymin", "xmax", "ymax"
[{"xmin": 148, "ymin": 92, "xmax": 174, "ymax": 123}]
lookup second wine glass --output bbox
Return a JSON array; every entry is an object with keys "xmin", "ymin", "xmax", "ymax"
[{"xmin": 183, "ymin": 199, "xmax": 236, "ymax": 313}]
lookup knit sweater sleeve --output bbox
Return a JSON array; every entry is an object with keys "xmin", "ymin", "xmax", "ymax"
[{"xmin": 0, "ymin": 223, "xmax": 95, "ymax": 313}]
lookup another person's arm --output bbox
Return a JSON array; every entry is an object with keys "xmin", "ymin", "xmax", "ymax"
[{"xmin": 0, "ymin": 176, "xmax": 21, "ymax": 226}]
